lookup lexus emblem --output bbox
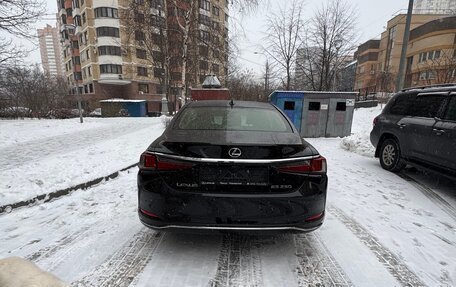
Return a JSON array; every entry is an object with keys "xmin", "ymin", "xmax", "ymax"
[{"xmin": 228, "ymin": 147, "xmax": 242, "ymax": 158}]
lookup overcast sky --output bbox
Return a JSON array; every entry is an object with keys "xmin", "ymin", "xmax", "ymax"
[{"xmin": 23, "ymin": 0, "xmax": 409, "ymax": 77}]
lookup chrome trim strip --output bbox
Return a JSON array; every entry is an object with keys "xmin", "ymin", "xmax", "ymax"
[
  {"xmin": 141, "ymin": 222, "xmax": 320, "ymax": 232},
  {"xmin": 150, "ymin": 152, "xmax": 320, "ymax": 164}
]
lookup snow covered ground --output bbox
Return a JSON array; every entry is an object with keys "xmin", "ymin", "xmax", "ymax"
[
  {"xmin": 0, "ymin": 117, "xmax": 165, "ymax": 205},
  {"xmin": 0, "ymin": 108, "xmax": 455, "ymax": 287}
]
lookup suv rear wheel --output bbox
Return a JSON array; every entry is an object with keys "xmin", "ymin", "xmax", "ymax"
[{"xmin": 379, "ymin": 139, "xmax": 406, "ymax": 172}]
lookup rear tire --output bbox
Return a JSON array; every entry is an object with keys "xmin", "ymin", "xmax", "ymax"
[{"xmin": 379, "ymin": 139, "xmax": 406, "ymax": 172}]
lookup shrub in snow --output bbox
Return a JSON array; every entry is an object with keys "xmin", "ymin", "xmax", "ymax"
[
  {"xmin": 0, "ymin": 107, "xmax": 32, "ymax": 119},
  {"xmin": 0, "ymin": 257, "xmax": 67, "ymax": 287}
]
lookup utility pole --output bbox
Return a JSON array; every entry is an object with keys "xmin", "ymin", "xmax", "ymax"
[
  {"xmin": 396, "ymin": 0, "xmax": 414, "ymax": 92},
  {"xmin": 158, "ymin": 4, "xmax": 169, "ymax": 116},
  {"xmin": 65, "ymin": 24, "xmax": 83, "ymax": 123}
]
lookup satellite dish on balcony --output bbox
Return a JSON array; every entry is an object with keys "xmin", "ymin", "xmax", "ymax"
[{"xmin": 202, "ymin": 75, "xmax": 222, "ymax": 89}]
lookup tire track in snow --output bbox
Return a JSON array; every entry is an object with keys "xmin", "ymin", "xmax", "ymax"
[
  {"xmin": 209, "ymin": 234, "xmax": 264, "ymax": 287},
  {"xmin": 328, "ymin": 205, "xmax": 427, "ymax": 287},
  {"xmin": 397, "ymin": 172, "xmax": 456, "ymax": 221},
  {"xmin": 25, "ymin": 225, "xmax": 93, "ymax": 263},
  {"xmin": 293, "ymin": 233, "xmax": 353, "ymax": 287},
  {"xmin": 70, "ymin": 229, "xmax": 164, "ymax": 287}
]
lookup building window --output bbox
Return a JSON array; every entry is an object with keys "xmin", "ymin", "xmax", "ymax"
[
  {"xmin": 100, "ymin": 64, "xmax": 122, "ymax": 74},
  {"xmin": 200, "ymin": 0, "xmax": 210, "ymax": 11},
  {"xmin": 419, "ymin": 50, "xmax": 441, "ymax": 62},
  {"xmin": 199, "ymin": 45, "xmax": 208, "ymax": 56},
  {"xmin": 199, "ymin": 60, "xmax": 208, "ymax": 70},
  {"xmin": 213, "ymin": 6, "xmax": 220, "ymax": 16},
  {"xmin": 88, "ymin": 66, "xmax": 92, "ymax": 76},
  {"xmin": 96, "ymin": 27, "xmax": 120, "ymax": 37},
  {"xmin": 98, "ymin": 46, "xmax": 121, "ymax": 56},
  {"xmin": 136, "ymin": 49, "xmax": 147, "ymax": 59},
  {"xmin": 419, "ymin": 70, "xmax": 436, "ymax": 80},
  {"xmin": 135, "ymin": 13, "xmax": 145, "ymax": 23},
  {"xmin": 212, "ymin": 63, "xmax": 219, "ymax": 73},
  {"xmin": 199, "ymin": 14, "xmax": 211, "ymax": 26},
  {"xmin": 74, "ymin": 72, "xmax": 82, "ymax": 80},
  {"xmin": 151, "ymin": 15, "xmax": 165, "ymax": 27},
  {"xmin": 137, "ymin": 66, "xmax": 148, "ymax": 76},
  {"xmin": 138, "ymin": 83, "xmax": 149, "ymax": 93},
  {"xmin": 82, "ymin": 12, "xmax": 86, "ymax": 24},
  {"xmin": 72, "ymin": 56, "xmax": 80, "ymax": 65},
  {"xmin": 95, "ymin": 7, "xmax": 119, "ymax": 18},
  {"xmin": 154, "ymin": 67, "xmax": 165, "ymax": 78},
  {"xmin": 199, "ymin": 30, "xmax": 210, "ymax": 42},
  {"xmin": 135, "ymin": 30, "xmax": 145, "ymax": 41},
  {"xmin": 150, "ymin": 0, "xmax": 164, "ymax": 9}
]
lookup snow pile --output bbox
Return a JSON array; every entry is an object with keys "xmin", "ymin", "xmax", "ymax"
[
  {"xmin": 340, "ymin": 106, "xmax": 383, "ymax": 157},
  {"xmin": 0, "ymin": 257, "xmax": 67, "ymax": 287}
]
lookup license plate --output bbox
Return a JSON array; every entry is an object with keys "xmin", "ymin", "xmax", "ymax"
[{"xmin": 199, "ymin": 166, "xmax": 269, "ymax": 186}]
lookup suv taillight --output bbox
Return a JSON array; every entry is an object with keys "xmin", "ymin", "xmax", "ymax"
[{"xmin": 373, "ymin": 116, "xmax": 379, "ymax": 126}]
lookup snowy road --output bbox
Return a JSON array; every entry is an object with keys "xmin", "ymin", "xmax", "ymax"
[
  {"xmin": 1, "ymin": 109, "xmax": 455, "ymax": 286},
  {"xmin": 1, "ymin": 147, "xmax": 454, "ymax": 286}
]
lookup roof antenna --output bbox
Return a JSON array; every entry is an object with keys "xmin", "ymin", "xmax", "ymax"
[{"xmin": 229, "ymin": 98, "xmax": 234, "ymax": 108}]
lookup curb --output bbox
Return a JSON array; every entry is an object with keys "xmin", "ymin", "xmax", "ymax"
[{"xmin": 0, "ymin": 163, "xmax": 138, "ymax": 215}]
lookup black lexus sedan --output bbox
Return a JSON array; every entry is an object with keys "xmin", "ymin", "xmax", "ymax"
[{"xmin": 137, "ymin": 100, "xmax": 327, "ymax": 233}]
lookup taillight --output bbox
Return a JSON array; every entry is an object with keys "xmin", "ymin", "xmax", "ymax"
[
  {"xmin": 140, "ymin": 152, "xmax": 157, "ymax": 169},
  {"xmin": 305, "ymin": 211, "xmax": 324, "ymax": 222},
  {"xmin": 139, "ymin": 152, "xmax": 193, "ymax": 170},
  {"xmin": 373, "ymin": 116, "xmax": 379, "ymax": 126},
  {"xmin": 140, "ymin": 208, "xmax": 160, "ymax": 218},
  {"xmin": 277, "ymin": 156, "xmax": 327, "ymax": 174}
]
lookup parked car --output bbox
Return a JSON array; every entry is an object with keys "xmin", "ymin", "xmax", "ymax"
[
  {"xmin": 137, "ymin": 100, "xmax": 328, "ymax": 233},
  {"xmin": 370, "ymin": 84, "xmax": 456, "ymax": 177}
]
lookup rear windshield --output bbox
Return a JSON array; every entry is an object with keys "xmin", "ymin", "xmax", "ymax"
[{"xmin": 175, "ymin": 106, "xmax": 292, "ymax": 132}]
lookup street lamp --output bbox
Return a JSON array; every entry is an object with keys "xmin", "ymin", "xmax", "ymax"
[
  {"xmin": 333, "ymin": 39, "xmax": 343, "ymax": 91},
  {"xmin": 157, "ymin": 4, "xmax": 169, "ymax": 116},
  {"xmin": 63, "ymin": 23, "xmax": 83, "ymax": 123},
  {"xmin": 254, "ymin": 51, "xmax": 270, "ymax": 99}
]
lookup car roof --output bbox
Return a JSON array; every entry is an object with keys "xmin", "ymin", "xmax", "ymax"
[
  {"xmin": 400, "ymin": 84, "xmax": 456, "ymax": 94},
  {"xmin": 187, "ymin": 100, "xmax": 276, "ymax": 109}
]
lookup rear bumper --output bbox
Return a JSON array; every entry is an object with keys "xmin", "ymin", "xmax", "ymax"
[
  {"xmin": 139, "ymin": 217, "xmax": 323, "ymax": 233},
  {"xmin": 138, "ymin": 172, "xmax": 327, "ymax": 233}
]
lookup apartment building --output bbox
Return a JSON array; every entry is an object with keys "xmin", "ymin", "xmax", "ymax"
[
  {"xmin": 405, "ymin": 16, "xmax": 456, "ymax": 87},
  {"xmin": 354, "ymin": 13, "xmax": 447, "ymax": 95},
  {"xmin": 38, "ymin": 24, "xmax": 65, "ymax": 77},
  {"xmin": 413, "ymin": 0, "xmax": 456, "ymax": 14},
  {"xmin": 353, "ymin": 39, "xmax": 380, "ymax": 95},
  {"xmin": 57, "ymin": 0, "xmax": 229, "ymax": 112}
]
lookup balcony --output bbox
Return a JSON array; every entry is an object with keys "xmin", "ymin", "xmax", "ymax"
[
  {"xmin": 59, "ymin": 8, "xmax": 67, "ymax": 16},
  {"xmin": 96, "ymin": 36, "xmax": 121, "ymax": 47},
  {"xmin": 93, "ymin": 0, "xmax": 118, "ymax": 9},
  {"xmin": 99, "ymin": 74, "xmax": 131, "ymax": 85},
  {"xmin": 98, "ymin": 55, "xmax": 122, "ymax": 65},
  {"xmin": 94, "ymin": 18, "xmax": 120, "ymax": 28}
]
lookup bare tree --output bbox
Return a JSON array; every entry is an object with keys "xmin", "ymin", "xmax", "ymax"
[
  {"xmin": 227, "ymin": 68, "xmax": 268, "ymax": 101},
  {"xmin": 297, "ymin": 0, "xmax": 358, "ymax": 91},
  {"xmin": 0, "ymin": 0, "xmax": 45, "ymax": 65},
  {"xmin": 263, "ymin": 0, "xmax": 305, "ymax": 90},
  {"xmin": 0, "ymin": 66, "xmax": 69, "ymax": 118}
]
